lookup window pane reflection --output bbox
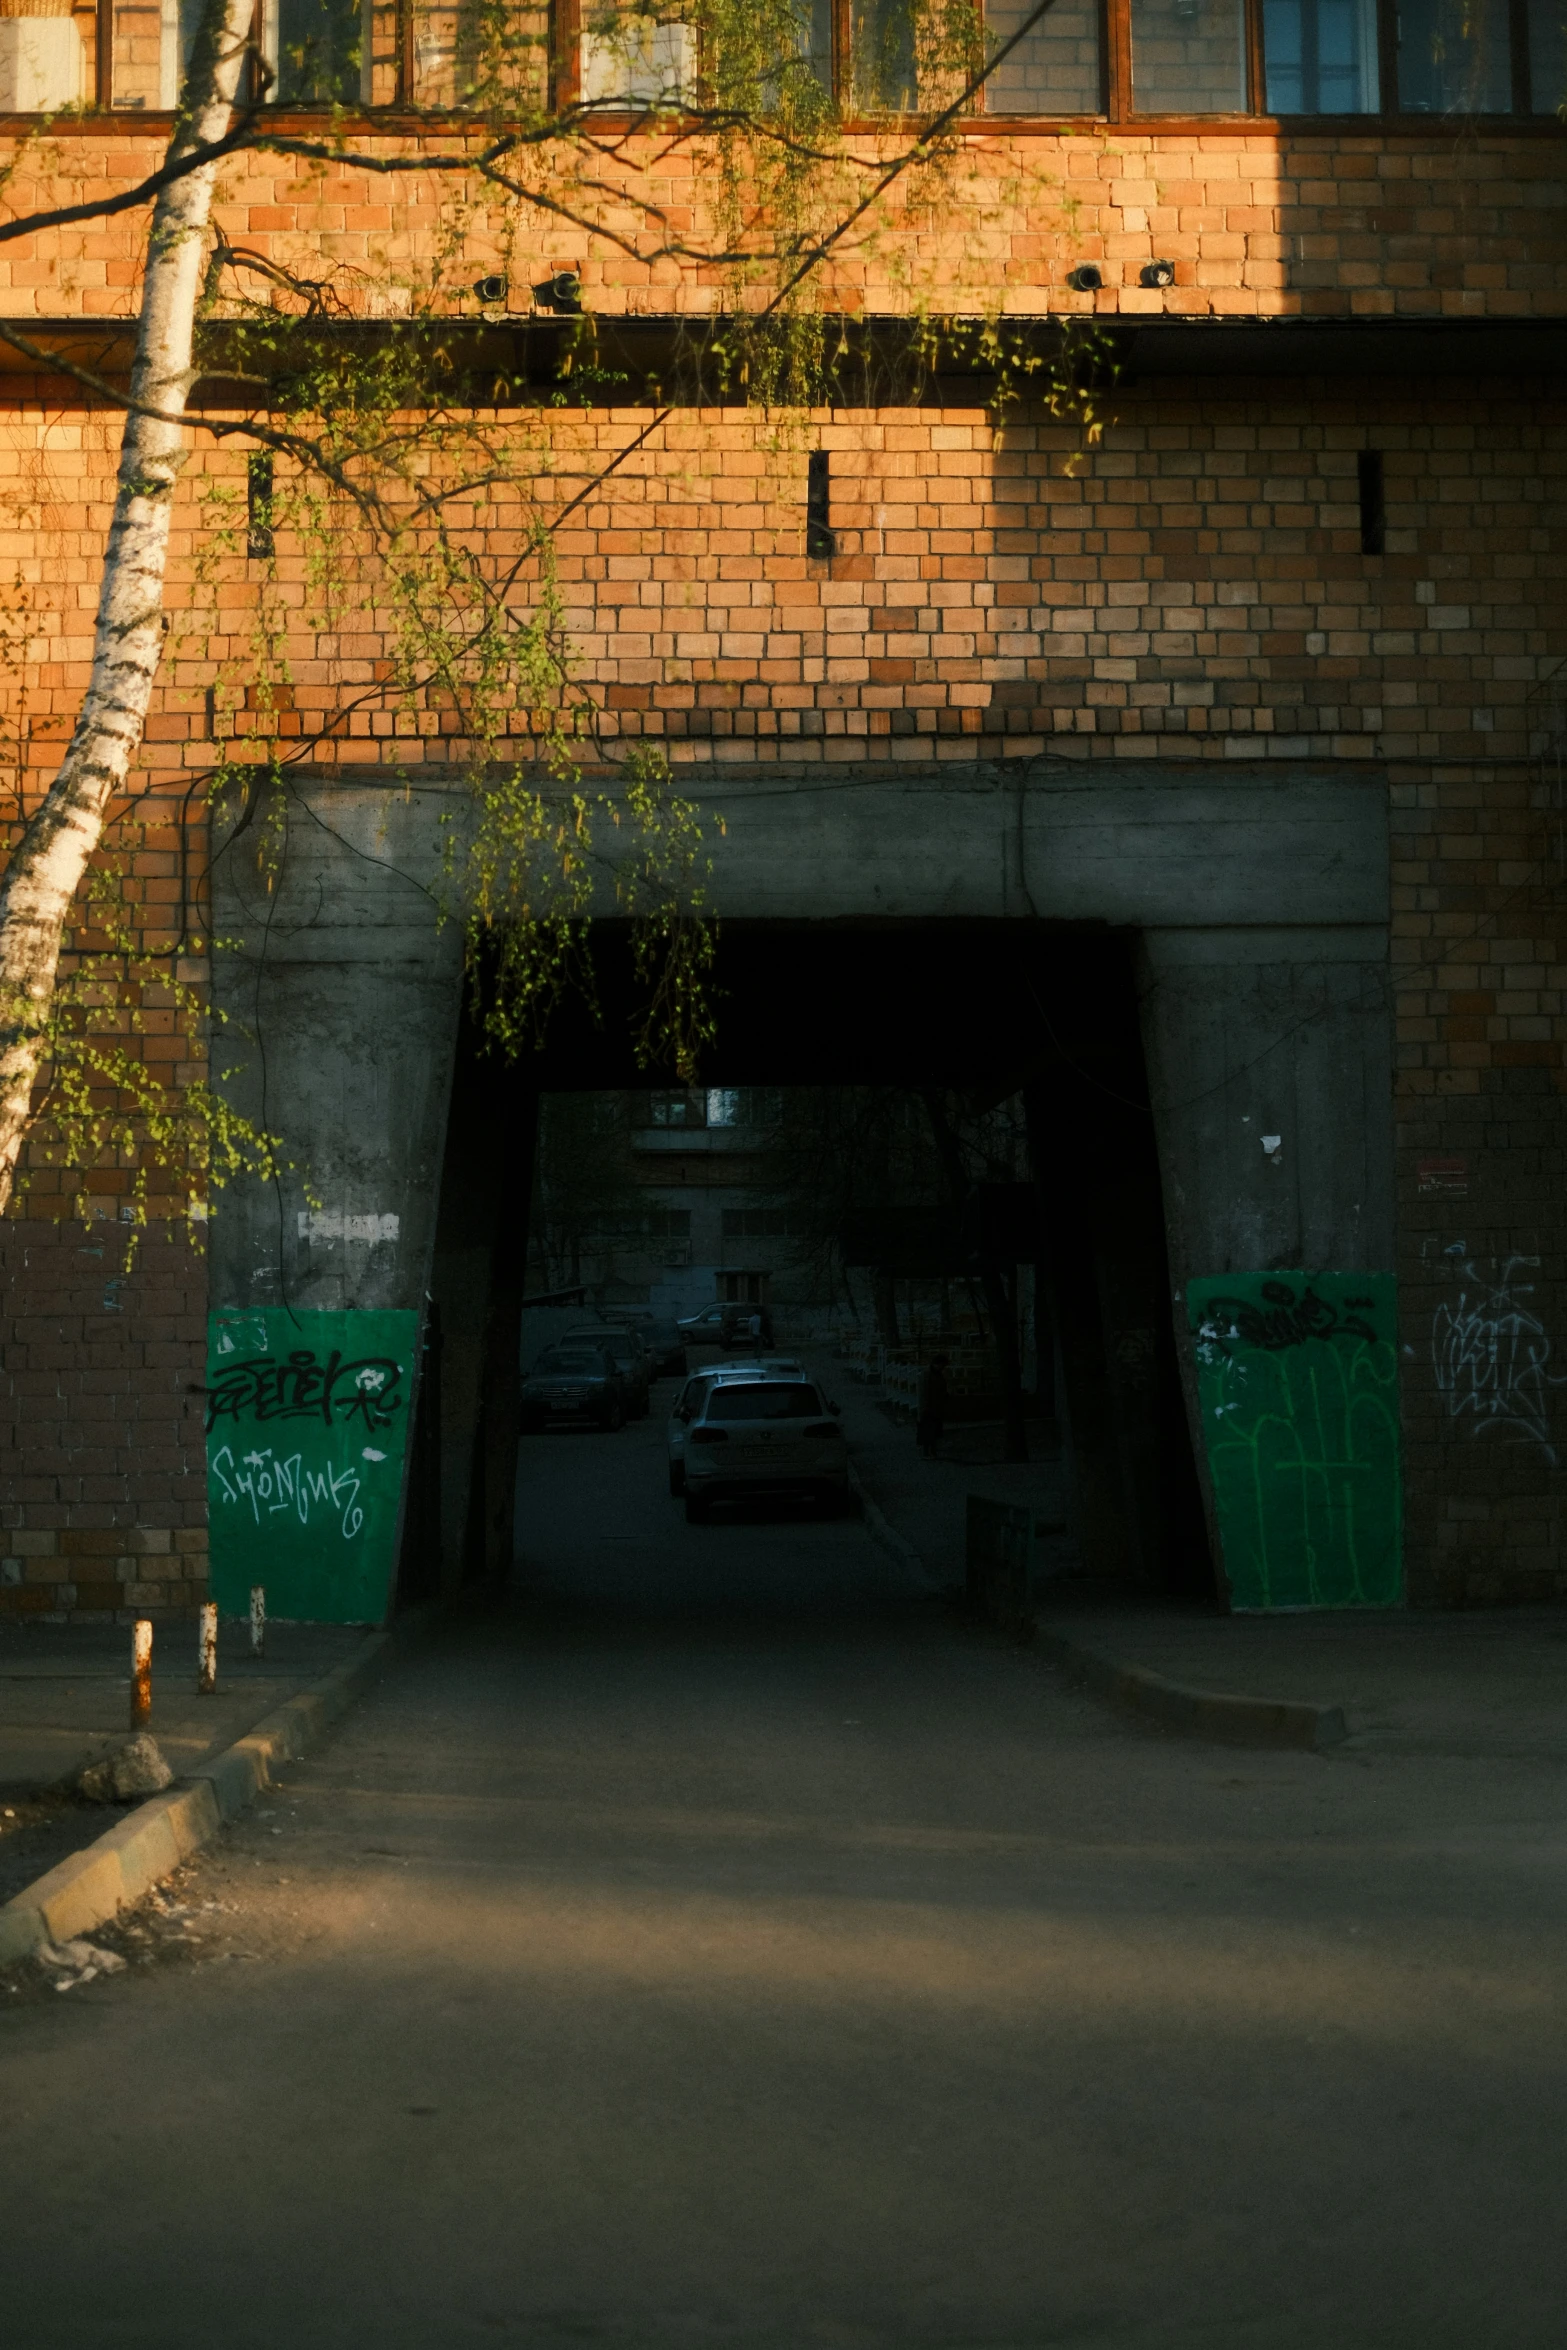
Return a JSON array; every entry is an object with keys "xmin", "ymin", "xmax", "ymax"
[
  {"xmin": 851, "ymin": 0, "xmax": 917, "ymax": 107},
  {"xmin": 0, "ymin": 7, "xmax": 89, "ymax": 111},
  {"xmin": 986, "ymin": 0, "xmax": 1102, "ymax": 111},
  {"xmin": 264, "ymin": 0, "xmax": 364, "ymax": 102},
  {"xmin": 114, "ymin": 0, "xmax": 397, "ymax": 104},
  {"xmin": 1130, "ymin": 0, "xmax": 1246, "ymax": 110},
  {"xmin": 1528, "ymin": 0, "xmax": 1567, "ymax": 108},
  {"xmin": 1397, "ymin": 0, "xmax": 1513, "ymax": 110},
  {"xmin": 578, "ymin": 5, "xmax": 696, "ymax": 106},
  {"xmin": 1263, "ymin": 0, "xmax": 1378, "ymax": 107},
  {"xmin": 413, "ymin": 0, "xmax": 547, "ymax": 107}
]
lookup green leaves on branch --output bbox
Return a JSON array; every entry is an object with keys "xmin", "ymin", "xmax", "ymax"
[{"xmin": 0, "ymin": 810, "xmax": 284, "ymax": 1252}]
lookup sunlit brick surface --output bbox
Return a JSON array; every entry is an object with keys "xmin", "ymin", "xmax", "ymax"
[{"xmin": 0, "ymin": 109, "xmax": 1563, "ymax": 1611}]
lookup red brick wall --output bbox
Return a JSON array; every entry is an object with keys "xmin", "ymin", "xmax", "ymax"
[
  {"xmin": 1393, "ymin": 760, "xmax": 1567, "ymax": 1605},
  {"xmin": 0, "ymin": 129, "xmax": 1560, "ymax": 321},
  {"xmin": 0, "ymin": 351, "xmax": 1564, "ymax": 1609},
  {"xmin": 0, "ymin": 1218, "xmax": 208, "ymax": 1620}
]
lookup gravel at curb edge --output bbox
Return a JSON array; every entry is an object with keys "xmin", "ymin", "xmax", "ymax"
[
  {"xmin": 0, "ymin": 1631, "xmax": 395, "ymax": 1967},
  {"xmin": 1034, "ymin": 1627, "xmax": 1349, "ymax": 1753},
  {"xmin": 846, "ymin": 1460, "xmax": 1349, "ymax": 1751}
]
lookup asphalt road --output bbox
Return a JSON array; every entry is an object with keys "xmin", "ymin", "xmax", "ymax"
[{"xmin": 3, "ymin": 1392, "xmax": 1566, "ymax": 2348}]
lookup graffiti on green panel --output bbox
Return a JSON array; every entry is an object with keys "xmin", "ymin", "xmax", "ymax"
[
  {"xmin": 206, "ymin": 1309, "xmax": 418, "ymax": 1624},
  {"xmin": 1188, "ymin": 1274, "xmax": 1402, "ymax": 1611}
]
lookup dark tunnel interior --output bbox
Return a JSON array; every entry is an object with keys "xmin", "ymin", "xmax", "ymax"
[{"xmin": 405, "ymin": 920, "xmax": 1214, "ymax": 1611}]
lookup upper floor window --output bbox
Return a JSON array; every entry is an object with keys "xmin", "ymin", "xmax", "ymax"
[
  {"xmin": 111, "ymin": 0, "xmax": 383, "ymax": 106},
  {"xmin": 986, "ymin": 0, "xmax": 1103, "ymax": 109},
  {"xmin": 59, "ymin": 0, "xmax": 1567, "ymax": 117},
  {"xmin": 1263, "ymin": 0, "xmax": 1379, "ymax": 112},
  {"xmin": 562, "ymin": 0, "xmax": 1561, "ymax": 118},
  {"xmin": 1396, "ymin": 0, "xmax": 1512, "ymax": 111}
]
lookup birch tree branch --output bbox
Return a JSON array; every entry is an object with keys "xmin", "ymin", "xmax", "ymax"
[{"xmin": 0, "ymin": 0, "xmax": 257, "ymax": 1209}]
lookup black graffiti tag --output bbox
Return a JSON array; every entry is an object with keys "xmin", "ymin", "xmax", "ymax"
[
  {"xmin": 1195, "ymin": 1280, "xmax": 1378, "ymax": 1354},
  {"xmin": 205, "ymin": 1349, "xmax": 405, "ymax": 1436}
]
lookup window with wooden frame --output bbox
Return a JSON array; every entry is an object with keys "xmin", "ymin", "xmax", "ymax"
[
  {"xmin": 109, "ymin": 0, "xmax": 400, "ymax": 105},
  {"xmin": 87, "ymin": 0, "xmax": 1567, "ymax": 114},
  {"xmin": 553, "ymin": 0, "xmax": 1566, "ymax": 118}
]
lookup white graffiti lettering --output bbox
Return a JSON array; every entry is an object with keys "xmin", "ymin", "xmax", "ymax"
[
  {"xmin": 209, "ymin": 1443, "xmax": 366, "ymax": 1540},
  {"xmin": 1430, "ymin": 1253, "xmax": 1565, "ymax": 1466}
]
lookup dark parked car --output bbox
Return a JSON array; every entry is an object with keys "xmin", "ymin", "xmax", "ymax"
[
  {"xmin": 678, "ymin": 1302, "xmax": 769, "ymax": 1353},
  {"xmin": 520, "ymin": 1345, "xmax": 626, "ymax": 1433},
  {"xmin": 677, "ymin": 1304, "xmax": 728, "ymax": 1348},
  {"xmin": 562, "ymin": 1323, "xmax": 652, "ymax": 1418},
  {"xmin": 628, "ymin": 1317, "xmax": 687, "ymax": 1377}
]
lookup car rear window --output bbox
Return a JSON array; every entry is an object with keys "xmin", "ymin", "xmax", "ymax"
[
  {"xmin": 569, "ymin": 1330, "xmax": 633, "ymax": 1363},
  {"xmin": 705, "ymin": 1383, "xmax": 824, "ymax": 1421}
]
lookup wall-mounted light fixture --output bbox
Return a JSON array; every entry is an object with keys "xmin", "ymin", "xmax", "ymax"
[{"xmin": 532, "ymin": 271, "xmax": 583, "ymax": 314}]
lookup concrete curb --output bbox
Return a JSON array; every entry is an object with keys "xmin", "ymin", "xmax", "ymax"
[
  {"xmin": 846, "ymin": 1464, "xmax": 941, "ymax": 1591},
  {"xmin": 0, "ymin": 1628, "xmax": 397, "ymax": 1967},
  {"xmin": 1035, "ymin": 1627, "xmax": 1349, "ymax": 1753}
]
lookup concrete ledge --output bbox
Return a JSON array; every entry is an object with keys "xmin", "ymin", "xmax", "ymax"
[
  {"xmin": 846, "ymin": 1465, "xmax": 938, "ymax": 1590},
  {"xmin": 1036, "ymin": 1627, "xmax": 1348, "ymax": 1752},
  {"xmin": 0, "ymin": 1628, "xmax": 395, "ymax": 1965}
]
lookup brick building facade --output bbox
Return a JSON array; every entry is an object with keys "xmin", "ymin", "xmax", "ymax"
[{"xmin": 0, "ymin": 72, "xmax": 1564, "ymax": 1613}]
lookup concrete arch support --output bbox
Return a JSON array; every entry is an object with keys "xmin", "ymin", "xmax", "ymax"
[
  {"xmin": 1137, "ymin": 926, "xmax": 1395, "ymax": 1288},
  {"xmin": 1137, "ymin": 923, "xmax": 1399, "ymax": 1611}
]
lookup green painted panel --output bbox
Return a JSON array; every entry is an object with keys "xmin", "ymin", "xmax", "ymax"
[
  {"xmin": 206, "ymin": 1309, "xmax": 419, "ymax": 1624},
  {"xmin": 1188, "ymin": 1273, "xmax": 1403, "ymax": 1612}
]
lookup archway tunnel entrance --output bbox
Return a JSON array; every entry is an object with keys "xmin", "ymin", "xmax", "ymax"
[
  {"xmin": 405, "ymin": 919, "xmax": 1212, "ymax": 1616},
  {"xmin": 209, "ymin": 760, "xmax": 1393, "ymax": 1629}
]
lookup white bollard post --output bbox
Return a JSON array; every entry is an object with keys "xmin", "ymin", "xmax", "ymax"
[
  {"xmin": 130, "ymin": 1618, "xmax": 153, "ymax": 1728},
  {"xmin": 249, "ymin": 1585, "xmax": 265, "ymax": 1658},
  {"xmin": 198, "ymin": 1601, "xmax": 217, "ymax": 1695}
]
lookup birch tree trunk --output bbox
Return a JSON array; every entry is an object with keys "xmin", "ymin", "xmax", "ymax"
[{"xmin": 0, "ymin": 0, "xmax": 254, "ymax": 1213}]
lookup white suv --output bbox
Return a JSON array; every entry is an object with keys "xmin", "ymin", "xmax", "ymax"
[
  {"xmin": 682, "ymin": 1378, "xmax": 848, "ymax": 1523},
  {"xmin": 666, "ymin": 1361, "xmax": 805, "ymax": 1496}
]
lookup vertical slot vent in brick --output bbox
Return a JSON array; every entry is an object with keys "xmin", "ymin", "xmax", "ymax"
[
  {"xmin": 806, "ymin": 449, "xmax": 835, "ymax": 561},
  {"xmin": 1357, "ymin": 450, "xmax": 1385, "ymax": 557},
  {"xmin": 248, "ymin": 453, "xmax": 275, "ymax": 560}
]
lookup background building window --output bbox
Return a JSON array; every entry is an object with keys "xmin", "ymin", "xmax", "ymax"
[
  {"xmin": 648, "ymin": 1089, "xmax": 704, "ymax": 1128},
  {"xmin": 1397, "ymin": 0, "xmax": 1513, "ymax": 110},
  {"xmin": 1263, "ymin": 0, "xmax": 1379, "ymax": 108},
  {"xmin": 721, "ymin": 1208, "xmax": 802, "ymax": 1238},
  {"xmin": 985, "ymin": 0, "xmax": 1103, "ymax": 110},
  {"xmin": 705, "ymin": 1088, "xmax": 783, "ymax": 1128},
  {"xmin": 1129, "ymin": 0, "xmax": 1247, "ymax": 110}
]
